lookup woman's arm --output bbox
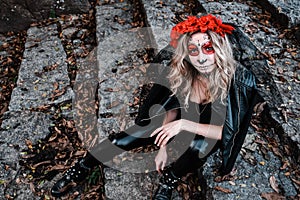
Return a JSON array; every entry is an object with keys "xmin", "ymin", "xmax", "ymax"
[
  {"xmin": 162, "ymin": 109, "xmax": 178, "ymax": 125},
  {"xmin": 155, "ymin": 109, "xmax": 178, "ymax": 173},
  {"xmin": 151, "ymin": 119, "xmax": 223, "ymax": 147},
  {"xmin": 182, "ymin": 119, "xmax": 223, "ymax": 140}
]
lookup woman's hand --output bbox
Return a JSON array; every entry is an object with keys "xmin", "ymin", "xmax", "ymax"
[
  {"xmin": 151, "ymin": 119, "xmax": 185, "ymax": 147},
  {"xmin": 155, "ymin": 146, "xmax": 168, "ymax": 173}
]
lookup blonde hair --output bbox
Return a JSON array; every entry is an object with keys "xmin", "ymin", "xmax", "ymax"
[{"xmin": 168, "ymin": 31, "xmax": 236, "ymax": 108}]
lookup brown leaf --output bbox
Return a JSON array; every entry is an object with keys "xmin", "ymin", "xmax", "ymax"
[
  {"xmin": 254, "ymin": 139, "xmax": 267, "ymax": 145},
  {"xmin": 48, "ymin": 164, "xmax": 68, "ymax": 171},
  {"xmin": 107, "ymin": 100, "xmax": 119, "ymax": 109},
  {"xmin": 214, "ymin": 186, "xmax": 232, "ymax": 193},
  {"xmin": 271, "ymin": 147, "xmax": 283, "ymax": 158},
  {"xmin": 29, "ymin": 182, "xmax": 36, "ymax": 193},
  {"xmin": 32, "ymin": 160, "xmax": 52, "ymax": 169},
  {"xmin": 73, "ymin": 150, "xmax": 86, "ymax": 157},
  {"xmin": 53, "ymin": 82, "xmax": 59, "ymax": 90},
  {"xmin": 261, "ymin": 192, "xmax": 286, "ymax": 200},
  {"xmin": 291, "ymin": 178, "xmax": 300, "ymax": 186},
  {"xmin": 269, "ymin": 176, "xmax": 280, "ymax": 193},
  {"xmin": 48, "ymin": 132, "xmax": 58, "ymax": 142},
  {"xmin": 278, "ymin": 33, "xmax": 286, "ymax": 39},
  {"xmin": 261, "ymin": 52, "xmax": 276, "ymax": 65},
  {"xmin": 277, "ymin": 67, "xmax": 284, "ymax": 74},
  {"xmin": 25, "ymin": 139, "xmax": 33, "ymax": 149},
  {"xmin": 280, "ymin": 161, "xmax": 290, "ymax": 170}
]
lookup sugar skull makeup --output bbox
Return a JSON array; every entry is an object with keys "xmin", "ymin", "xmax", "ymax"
[
  {"xmin": 188, "ymin": 41, "xmax": 215, "ymax": 56},
  {"xmin": 188, "ymin": 33, "xmax": 216, "ymax": 74}
]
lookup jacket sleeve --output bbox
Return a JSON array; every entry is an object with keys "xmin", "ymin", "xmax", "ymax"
[{"xmin": 220, "ymin": 68, "xmax": 259, "ymax": 175}]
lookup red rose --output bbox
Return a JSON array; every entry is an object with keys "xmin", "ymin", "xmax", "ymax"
[{"xmin": 169, "ymin": 14, "xmax": 235, "ymax": 48}]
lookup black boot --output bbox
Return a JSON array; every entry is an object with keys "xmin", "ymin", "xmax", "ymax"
[
  {"xmin": 153, "ymin": 169, "xmax": 180, "ymax": 200},
  {"xmin": 51, "ymin": 158, "xmax": 92, "ymax": 197}
]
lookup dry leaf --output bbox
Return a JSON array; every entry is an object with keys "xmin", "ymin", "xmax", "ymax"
[
  {"xmin": 277, "ymin": 67, "xmax": 284, "ymax": 74},
  {"xmin": 261, "ymin": 192, "xmax": 286, "ymax": 200},
  {"xmin": 214, "ymin": 186, "xmax": 232, "ymax": 193},
  {"xmin": 269, "ymin": 176, "xmax": 280, "ymax": 193},
  {"xmin": 291, "ymin": 178, "xmax": 300, "ymax": 186},
  {"xmin": 29, "ymin": 182, "xmax": 36, "ymax": 193},
  {"xmin": 229, "ymin": 181, "xmax": 236, "ymax": 186}
]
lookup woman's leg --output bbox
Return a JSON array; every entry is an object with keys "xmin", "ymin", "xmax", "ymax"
[
  {"xmin": 84, "ymin": 120, "xmax": 160, "ymax": 166},
  {"xmin": 154, "ymin": 137, "xmax": 220, "ymax": 200},
  {"xmin": 51, "ymin": 117, "xmax": 161, "ymax": 197}
]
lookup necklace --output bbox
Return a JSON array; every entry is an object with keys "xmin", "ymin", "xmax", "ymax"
[
  {"xmin": 192, "ymin": 77, "xmax": 210, "ymax": 115},
  {"xmin": 195, "ymin": 102, "xmax": 209, "ymax": 116}
]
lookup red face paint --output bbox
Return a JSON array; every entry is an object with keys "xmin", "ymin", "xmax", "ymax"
[
  {"xmin": 188, "ymin": 44, "xmax": 199, "ymax": 56},
  {"xmin": 188, "ymin": 42, "xmax": 214, "ymax": 56},
  {"xmin": 201, "ymin": 41, "xmax": 215, "ymax": 55}
]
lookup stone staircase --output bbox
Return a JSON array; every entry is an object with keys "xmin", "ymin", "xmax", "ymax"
[{"xmin": 0, "ymin": 0, "xmax": 299, "ymax": 199}]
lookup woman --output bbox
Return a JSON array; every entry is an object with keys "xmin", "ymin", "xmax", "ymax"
[{"xmin": 51, "ymin": 14, "xmax": 258, "ymax": 199}]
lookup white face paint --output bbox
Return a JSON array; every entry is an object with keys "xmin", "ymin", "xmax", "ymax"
[{"xmin": 188, "ymin": 32, "xmax": 216, "ymax": 74}]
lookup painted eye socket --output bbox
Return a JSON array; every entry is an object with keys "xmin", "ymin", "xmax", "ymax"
[
  {"xmin": 202, "ymin": 42, "xmax": 215, "ymax": 54},
  {"xmin": 188, "ymin": 44, "xmax": 199, "ymax": 56}
]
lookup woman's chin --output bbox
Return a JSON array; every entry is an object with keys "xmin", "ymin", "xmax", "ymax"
[{"xmin": 195, "ymin": 65, "xmax": 216, "ymax": 74}]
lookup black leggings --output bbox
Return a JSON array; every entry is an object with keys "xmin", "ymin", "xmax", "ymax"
[{"xmin": 83, "ymin": 117, "xmax": 218, "ymax": 178}]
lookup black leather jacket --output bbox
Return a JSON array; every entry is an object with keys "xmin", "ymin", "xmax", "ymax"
[{"xmin": 134, "ymin": 46, "xmax": 258, "ymax": 175}]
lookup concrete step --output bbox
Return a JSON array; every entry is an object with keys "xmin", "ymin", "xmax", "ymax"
[
  {"xmin": 95, "ymin": 2, "xmax": 158, "ymax": 199},
  {"xmin": 0, "ymin": 0, "xmax": 298, "ymax": 199},
  {"xmin": 141, "ymin": 0, "xmax": 182, "ymax": 51},
  {"xmin": 95, "ymin": 0, "xmax": 299, "ymax": 199},
  {"xmin": 196, "ymin": 0, "xmax": 299, "ymax": 199},
  {"xmin": 0, "ymin": 24, "xmax": 72, "ymax": 199},
  {"xmin": 255, "ymin": 0, "xmax": 300, "ymax": 28}
]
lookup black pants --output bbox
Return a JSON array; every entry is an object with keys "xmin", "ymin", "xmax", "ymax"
[
  {"xmin": 83, "ymin": 84, "xmax": 219, "ymax": 177},
  {"xmin": 83, "ymin": 116, "xmax": 218, "ymax": 178}
]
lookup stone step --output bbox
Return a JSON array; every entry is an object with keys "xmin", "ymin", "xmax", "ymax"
[
  {"xmin": 0, "ymin": 24, "xmax": 72, "ymax": 199},
  {"xmin": 141, "ymin": 0, "xmax": 183, "ymax": 51},
  {"xmin": 9, "ymin": 24, "xmax": 73, "ymax": 111},
  {"xmin": 255, "ymin": 0, "xmax": 300, "ymax": 28},
  {"xmin": 196, "ymin": 0, "xmax": 299, "ymax": 199},
  {"xmin": 95, "ymin": 2, "xmax": 158, "ymax": 199},
  {"xmin": 94, "ymin": 1, "xmax": 297, "ymax": 199},
  {"xmin": 200, "ymin": 0, "xmax": 300, "ymax": 156}
]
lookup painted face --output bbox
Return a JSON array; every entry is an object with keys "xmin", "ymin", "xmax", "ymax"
[{"xmin": 188, "ymin": 32, "xmax": 216, "ymax": 73}]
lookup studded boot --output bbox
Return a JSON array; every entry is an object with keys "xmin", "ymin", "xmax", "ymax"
[
  {"xmin": 153, "ymin": 168, "xmax": 181, "ymax": 200},
  {"xmin": 51, "ymin": 158, "xmax": 93, "ymax": 197}
]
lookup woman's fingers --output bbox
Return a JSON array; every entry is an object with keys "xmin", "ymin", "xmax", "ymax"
[
  {"xmin": 155, "ymin": 160, "xmax": 166, "ymax": 174},
  {"xmin": 151, "ymin": 123, "xmax": 175, "ymax": 146},
  {"xmin": 161, "ymin": 161, "xmax": 165, "ymax": 171},
  {"xmin": 156, "ymin": 163, "xmax": 161, "ymax": 173},
  {"xmin": 157, "ymin": 134, "xmax": 169, "ymax": 147},
  {"xmin": 155, "ymin": 129, "xmax": 166, "ymax": 144},
  {"xmin": 150, "ymin": 126, "xmax": 162, "ymax": 137}
]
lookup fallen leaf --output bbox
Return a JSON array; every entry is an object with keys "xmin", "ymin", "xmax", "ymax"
[
  {"xmin": 271, "ymin": 147, "xmax": 283, "ymax": 158},
  {"xmin": 214, "ymin": 186, "xmax": 232, "ymax": 193},
  {"xmin": 29, "ymin": 182, "xmax": 36, "ymax": 193},
  {"xmin": 277, "ymin": 67, "xmax": 284, "ymax": 74},
  {"xmin": 259, "ymin": 161, "xmax": 265, "ymax": 166},
  {"xmin": 269, "ymin": 176, "xmax": 280, "ymax": 193},
  {"xmin": 291, "ymin": 178, "xmax": 300, "ymax": 186},
  {"xmin": 261, "ymin": 192, "xmax": 285, "ymax": 200},
  {"xmin": 229, "ymin": 181, "xmax": 236, "ymax": 186}
]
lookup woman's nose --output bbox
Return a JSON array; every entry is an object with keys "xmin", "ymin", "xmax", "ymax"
[{"xmin": 197, "ymin": 53, "xmax": 207, "ymax": 64}]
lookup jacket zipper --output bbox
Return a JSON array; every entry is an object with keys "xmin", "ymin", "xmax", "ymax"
[{"xmin": 228, "ymin": 87, "xmax": 240, "ymax": 159}]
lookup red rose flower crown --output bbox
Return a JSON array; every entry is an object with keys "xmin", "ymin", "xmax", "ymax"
[{"xmin": 170, "ymin": 14, "xmax": 235, "ymax": 48}]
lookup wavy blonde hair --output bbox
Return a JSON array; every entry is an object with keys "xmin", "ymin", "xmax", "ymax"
[{"xmin": 168, "ymin": 31, "xmax": 236, "ymax": 108}]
